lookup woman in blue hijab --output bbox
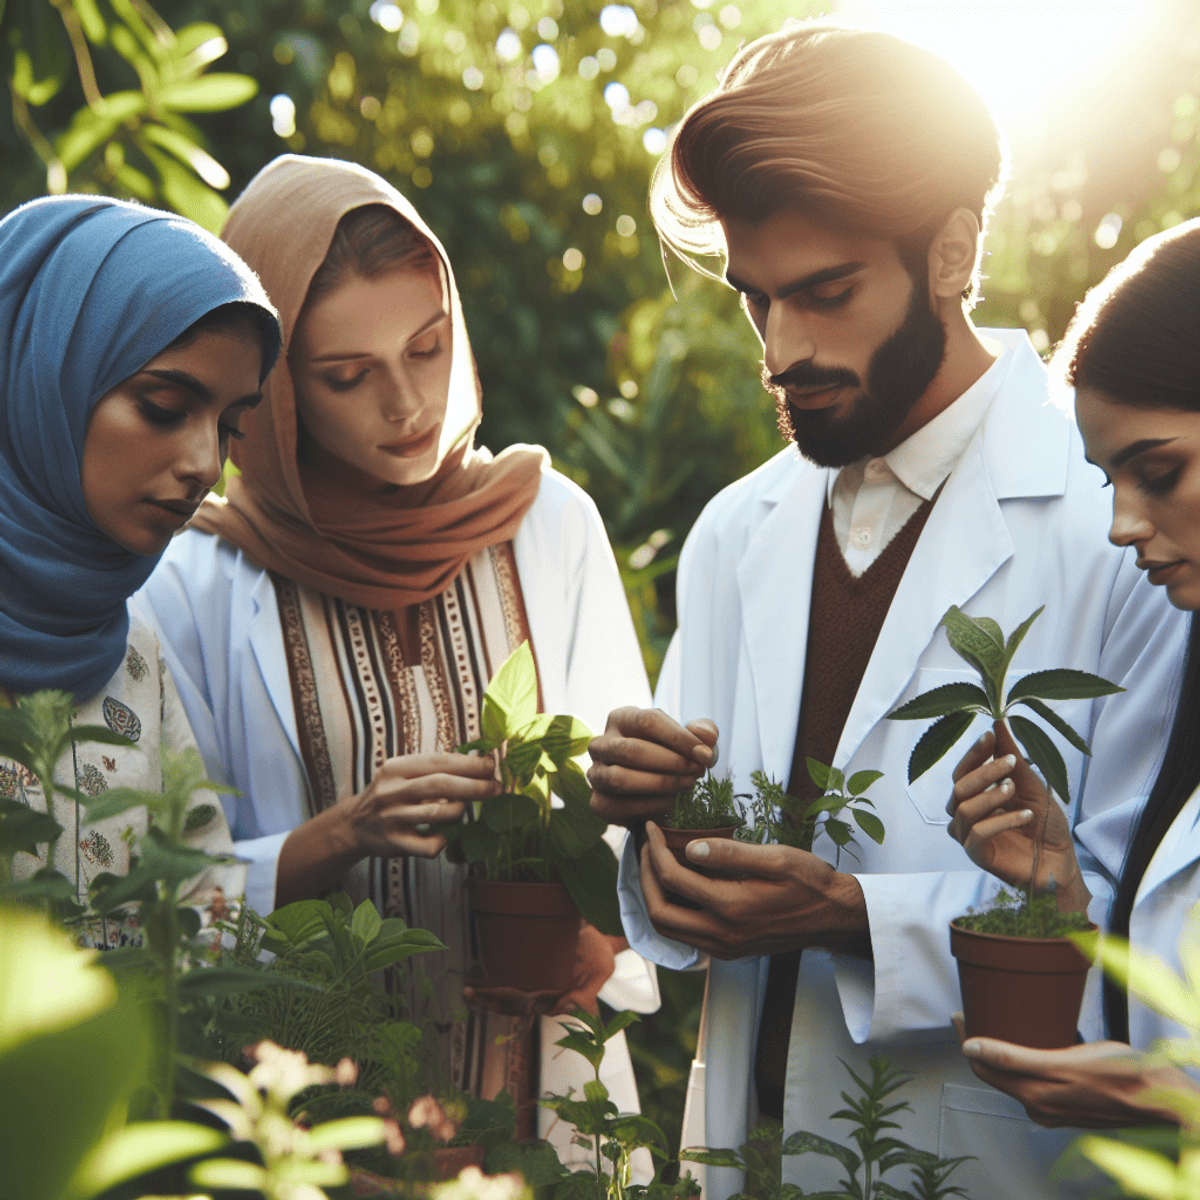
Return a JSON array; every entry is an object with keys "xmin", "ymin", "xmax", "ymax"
[{"xmin": 0, "ymin": 195, "xmax": 281, "ymax": 926}]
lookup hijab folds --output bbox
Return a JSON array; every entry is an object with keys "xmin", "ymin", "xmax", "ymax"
[
  {"xmin": 190, "ymin": 155, "xmax": 547, "ymax": 611},
  {"xmin": 0, "ymin": 196, "xmax": 280, "ymax": 701}
]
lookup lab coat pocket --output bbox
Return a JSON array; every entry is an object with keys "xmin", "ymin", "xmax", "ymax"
[
  {"xmin": 938, "ymin": 1083, "xmax": 1089, "ymax": 1199},
  {"xmin": 901, "ymin": 667, "xmax": 1041, "ymax": 825}
]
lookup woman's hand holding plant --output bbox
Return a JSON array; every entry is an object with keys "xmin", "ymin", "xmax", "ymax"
[
  {"xmin": 953, "ymin": 1014, "xmax": 1194, "ymax": 1128},
  {"xmin": 276, "ymin": 751, "xmax": 498, "ymax": 906},
  {"xmin": 948, "ymin": 722, "xmax": 1091, "ymax": 913}
]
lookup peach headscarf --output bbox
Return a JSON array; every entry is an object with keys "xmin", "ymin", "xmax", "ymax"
[{"xmin": 191, "ymin": 155, "xmax": 546, "ymax": 610}]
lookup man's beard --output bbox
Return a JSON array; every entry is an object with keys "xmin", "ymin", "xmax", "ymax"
[{"xmin": 764, "ymin": 282, "xmax": 947, "ymax": 467}]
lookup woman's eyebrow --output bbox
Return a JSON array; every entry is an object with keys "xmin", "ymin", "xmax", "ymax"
[
  {"xmin": 1111, "ymin": 437, "xmax": 1177, "ymax": 469},
  {"xmin": 140, "ymin": 368, "xmax": 213, "ymax": 403},
  {"xmin": 308, "ymin": 309, "xmax": 447, "ymax": 363}
]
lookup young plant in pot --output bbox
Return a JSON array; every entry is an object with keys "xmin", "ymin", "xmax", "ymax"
[
  {"xmin": 887, "ymin": 605, "xmax": 1124, "ymax": 1049},
  {"xmin": 447, "ymin": 641, "xmax": 623, "ymax": 994}
]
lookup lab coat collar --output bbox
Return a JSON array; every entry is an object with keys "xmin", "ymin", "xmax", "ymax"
[
  {"xmin": 736, "ymin": 326, "xmax": 1068, "ymax": 780},
  {"xmin": 1135, "ymin": 785, "xmax": 1200, "ymax": 909}
]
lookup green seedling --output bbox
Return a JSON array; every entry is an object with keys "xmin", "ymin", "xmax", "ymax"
[
  {"xmin": 736, "ymin": 766, "xmax": 885, "ymax": 867},
  {"xmin": 685, "ymin": 1056, "xmax": 973, "ymax": 1200},
  {"xmin": 887, "ymin": 605, "xmax": 1124, "ymax": 805},
  {"xmin": 449, "ymin": 641, "xmax": 622, "ymax": 936},
  {"xmin": 661, "ymin": 773, "xmax": 745, "ymax": 831}
]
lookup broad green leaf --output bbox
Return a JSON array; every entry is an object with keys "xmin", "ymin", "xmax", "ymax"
[
  {"xmin": 851, "ymin": 809, "xmax": 886, "ymax": 845},
  {"xmin": 846, "ymin": 769, "xmax": 883, "ymax": 796},
  {"xmin": 828, "ymin": 767, "xmax": 844, "ymax": 792},
  {"xmin": 907, "ymin": 710, "xmax": 976, "ymax": 783},
  {"xmin": 974, "ymin": 617, "xmax": 1005, "ymax": 653},
  {"xmin": 68, "ymin": 1121, "xmax": 228, "ymax": 1199},
  {"xmin": 514, "ymin": 712, "xmax": 554, "ymax": 742},
  {"xmin": 1008, "ymin": 714, "xmax": 1071, "ymax": 804},
  {"xmin": 680, "ymin": 1149, "xmax": 745, "ymax": 1169},
  {"xmin": 1005, "ymin": 668, "xmax": 1126, "ymax": 703},
  {"xmin": 67, "ymin": 724, "xmax": 136, "ymax": 749},
  {"xmin": 483, "ymin": 792, "xmax": 540, "ymax": 834},
  {"xmin": 561, "ymin": 839, "xmax": 623, "ymax": 936},
  {"xmin": 547, "ymin": 797, "xmax": 605, "ymax": 858},
  {"xmin": 362, "ymin": 927, "xmax": 447, "ymax": 972},
  {"xmin": 552, "ymin": 757, "xmax": 593, "ymax": 808},
  {"xmin": 264, "ymin": 899, "xmax": 330, "ymax": 948},
  {"xmin": 306, "ymin": 1115, "xmax": 386, "ymax": 1152},
  {"xmin": 481, "ymin": 694, "xmax": 508, "ymax": 747},
  {"xmin": 1011, "ymin": 697, "xmax": 1092, "ymax": 756},
  {"xmin": 459, "ymin": 816, "xmax": 493, "ymax": 864},
  {"xmin": 887, "ymin": 682, "xmax": 991, "ymax": 721},
  {"xmin": 1078, "ymin": 931, "xmax": 1200, "ymax": 1029},
  {"xmin": 824, "ymin": 818, "xmax": 853, "ymax": 847},
  {"xmin": 351, "ymin": 898, "xmax": 381, "ymax": 944},
  {"xmin": 0, "ymin": 799, "xmax": 62, "ymax": 857},
  {"xmin": 543, "ymin": 713, "xmax": 593, "ymax": 762},
  {"xmin": 505, "ymin": 737, "xmax": 543, "ymax": 783},
  {"xmin": 170, "ymin": 22, "xmax": 227, "ymax": 60},
  {"xmin": 485, "ymin": 641, "xmax": 539, "ymax": 733},
  {"xmin": 805, "ymin": 758, "xmax": 831, "ymax": 789},
  {"xmin": 3, "ymin": 867, "xmax": 78, "ymax": 904},
  {"xmin": 158, "ymin": 72, "xmax": 258, "ymax": 111}
]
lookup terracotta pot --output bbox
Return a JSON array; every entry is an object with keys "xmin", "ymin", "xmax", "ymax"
[
  {"xmin": 469, "ymin": 879, "xmax": 581, "ymax": 992},
  {"xmin": 659, "ymin": 825, "xmax": 742, "ymax": 874},
  {"xmin": 430, "ymin": 1144, "xmax": 487, "ymax": 1180},
  {"xmin": 950, "ymin": 921, "xmax": 1096, "ymax": 1048}
]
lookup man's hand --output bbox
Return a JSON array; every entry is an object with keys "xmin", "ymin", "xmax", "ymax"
[
  {"xmin": 638, "ymin": 821, "xmax": 871, "ymax": 960},
  {"xmin": 953, "ymin": 1014, "xmax": 1191, "ymax": 1128},
  {"xmin": 588, "ymin": 707, "xmax": 719, "ymax": 825}
]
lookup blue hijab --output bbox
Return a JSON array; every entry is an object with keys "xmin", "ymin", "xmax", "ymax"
[{"xmin": 0, "ymin": 196, "xmax": 280, "ymax": 701}]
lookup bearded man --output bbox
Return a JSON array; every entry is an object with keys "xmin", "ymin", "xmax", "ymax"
[{"xmin": 588, "ymin": 23, "xmax": 1187, "ymax": 1200}]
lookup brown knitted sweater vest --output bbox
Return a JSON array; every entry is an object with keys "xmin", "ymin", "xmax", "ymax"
[{"xmin": 754, "ymin": 493, "xmax": 938, "ymax": 1120}]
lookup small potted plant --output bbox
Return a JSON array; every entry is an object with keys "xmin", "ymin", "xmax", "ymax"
[
  {"xmin": 447, "ymin": 641, "xmax": 623, "ymax": 993},
  {"xmin": 887, "ymin": 605, "xmax": 1122, "ymax": 1047},
  {"xmin": 657, "ymin": 773, "xmax": 746, "ymax": 874},
  {"xmin": 737, "ymin": 763, "xmax": 885, "ymax": 864}
]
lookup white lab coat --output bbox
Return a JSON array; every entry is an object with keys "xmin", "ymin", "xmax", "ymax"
[
  {"xmin": 1127, "ymin": 785, "xmax": 1200, "ymax": 1053},
  {"xmin": 617, "ymin": 330, "xmax": 1188, "ymax": 1199},
  {"xmin": 135, "ymin": 465, "xmax": 660, "ymax": 1162}
]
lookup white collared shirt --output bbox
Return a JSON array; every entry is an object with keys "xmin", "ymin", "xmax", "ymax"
[{"xmin": 828, "ymin": 338, "xmax": 1012, "ymax": 576}]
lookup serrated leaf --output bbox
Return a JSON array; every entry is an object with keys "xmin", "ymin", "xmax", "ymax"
[
  {"xmin": 941, "ymin": 606, "xmax": 1004, "ymax": 700},
  {"xmin": 1012, "ymin": 697, "xmax": 1092, "ymax": 756},
  {"xmin": 1002, "ymin": 605, "xmax": 1044, "ymax": 673},
  {"xmin": 851, "ymin": 808, "xmax": 886, "ymax": 844},
  {"xmin": 974, "ymin": 617, "xmax": 1005, "ymax": 652},
  {"xmin": 846, "ymin": 769, "xmax": 883, "ymax": 796},
  {"xmin": 907, "ymin": 710, "xmax": 976, "ymax": 783},
  {"xmin": 886, "ymin": 682, "xmax": 991, "ymax": 721},
  {"xmin": 1005, "ymin": 668, "xmax": 1126, "ymax": 703},
  {"xmin": 805, "ymin": 758, "xmax": 831, "ymax": 789},
  {"xmin": 603, "ymin": 1009, "xmax": 641, "ymax": 1041},
  {"xmin": 1008, "ymin": 714, "xmax": 1072, "ymax": 804}
]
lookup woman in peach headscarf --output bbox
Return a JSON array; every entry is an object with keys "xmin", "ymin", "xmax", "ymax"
[{"xmin": 135, "ymin": 156, "xmax": 657, "ymax": 1150}]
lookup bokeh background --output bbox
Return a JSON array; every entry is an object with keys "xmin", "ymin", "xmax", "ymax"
[{"xmin": 4, "ymin": 0, "xmax": 1200, "ymax": 1152}]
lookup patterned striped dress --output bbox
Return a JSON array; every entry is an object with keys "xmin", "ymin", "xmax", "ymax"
[{"xmin": 272, "ymin": 541, "xmax": 536, "ymax": 1100}]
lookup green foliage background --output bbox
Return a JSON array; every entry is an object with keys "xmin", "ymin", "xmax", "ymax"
[{"xmin": 7, "ymin": 0, "xmax": 1200, "ymax": 1154}]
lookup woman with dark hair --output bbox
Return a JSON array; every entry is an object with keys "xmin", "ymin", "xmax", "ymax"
[
  {"xmin": 134, "ymin": 155, "xmax": 657, "ymax": 1160},
  {"xmin": 946, "ymin": 217, "xmax": 1200, "ymax": 1125},
  {"xmin": 0, "ymin": 195, "xmax": 281, "ymax": 927}
]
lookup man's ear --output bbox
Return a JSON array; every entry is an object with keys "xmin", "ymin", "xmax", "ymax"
[{"xmin": 927, "ymin": 207, "xmax": 982, "ymax": 301}]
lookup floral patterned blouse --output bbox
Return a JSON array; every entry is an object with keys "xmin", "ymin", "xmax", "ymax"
[{"xmin": 3, "ymin": 603, "xmax": 244, "ymax": 945}]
